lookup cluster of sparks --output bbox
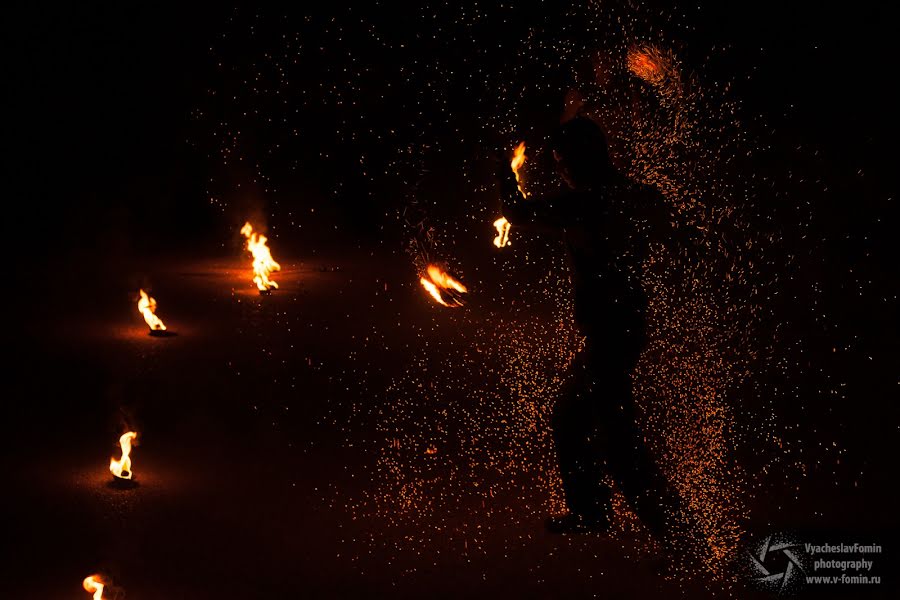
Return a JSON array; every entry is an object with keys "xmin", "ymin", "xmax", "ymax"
[{"xmin": 189, "ymin": 0, "xmax": 843, "ymax": 592}]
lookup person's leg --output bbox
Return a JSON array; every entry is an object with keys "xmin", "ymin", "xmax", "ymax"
[
  {"xmin": 605, "ymin": 396, "xmax": 710, "ymax": 571},
  {"xmin": 603, "ymin": 399, "xmax": 678, "ymax": 539},
  {"xmin": 550, "ymin": 346, "xmax": 612, "ymax": 523},
  {"xmin": 591, "ymin": 329, "xmax": 681, "ymax": 541}
]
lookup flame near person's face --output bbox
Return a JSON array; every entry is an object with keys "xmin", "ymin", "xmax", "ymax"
[
  {"xmin": 420, "ymin": 264, "xmax": 467, "ymax": 307},
  {"xmin": 109, "ymin": 431, "xmax": 137, "ymax": 480},
  {"xmin": 138, "ymin": 289, "xmax": 166, "ymax": 331},
  {"xmin": 510, "ymin": 141, "xmax": 527, "ymax": 195},
  {"xmin": 240, "ymin": 222, "xmax": 282, "ymax": 291},
  {"xmin": 83, "ymin": 575, "xmax": 106, "ymax": 600}
]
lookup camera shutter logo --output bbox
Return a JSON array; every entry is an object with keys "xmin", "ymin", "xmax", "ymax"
[{"xmin": 749, "ymin": 534, "xmax": 806, "ymax": 593}]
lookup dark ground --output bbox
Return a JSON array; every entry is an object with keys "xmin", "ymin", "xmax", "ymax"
[
  {"xmin": 1, "ymin": 250, "xmax": 725, "ymax": 599},
  {"xmin": 2, "ymin": 244, "xmax": 896, "ymax": 598}
]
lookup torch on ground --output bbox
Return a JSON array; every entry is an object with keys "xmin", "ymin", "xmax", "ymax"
[
  {"xmin": 138, "ymin": 289, "xmax": 174, "ymax": 337},
  {"xmin": 109, "ymin": 431, "xmax": 139, "ymax": 489},
  {"xmin": 240, "ymin": 222, "xmax": 282, "ymax": 294},
  {"xmin": 82, "ymin": 575, "xmax": 105, "ymax": 600}
]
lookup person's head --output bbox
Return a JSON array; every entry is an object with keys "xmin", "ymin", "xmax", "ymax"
[{"xmin": 550, "ymin": 116, "xmax": 615, "ymax": 189}]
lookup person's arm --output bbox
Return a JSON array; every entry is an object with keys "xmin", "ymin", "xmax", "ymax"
[{"xmin": 497, "ymin": 162, "xmax": 565, "ymax": 233}]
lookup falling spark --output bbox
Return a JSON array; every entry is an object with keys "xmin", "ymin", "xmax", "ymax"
[
  {"xmin": 240, "ymin": 222, "xmax": 282, "ymax": 291},
  {"xmin": 138, "ymin": 289, "xmax": 166, "ymax": 331},
  {"xmin": 82, "ymin": 575, "xmax": 105, "ymax": 600},
  {"xmin": 419, "ymin": 264, "xmax": 467, "ymax": 307},
  {"xmin": 109, "ymin": 431, "xmax": 137, "ymax": 480}
]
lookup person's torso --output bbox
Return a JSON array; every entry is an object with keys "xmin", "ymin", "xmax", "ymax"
[{"xmin": 556, "ymin": 183, "xmax": 651, "ymax": 337}]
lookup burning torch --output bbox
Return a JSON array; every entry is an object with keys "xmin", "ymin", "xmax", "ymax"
[
  {"xmin": 420, "ymin": 264, "xmax": 468, "ymax": 308},
  {"xmin": 241, "ymin": 222, "xmax": 282, "ymax": 294},
  {"xmin": 109, "ymin": 431, "xmax": 138, "ymax": 488},
  {"xmin": 138, "ymin": 289, "xmax": 173, "ymax": 337}
]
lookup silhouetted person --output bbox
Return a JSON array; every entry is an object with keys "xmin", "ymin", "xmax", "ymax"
[{"xmin": 499, "ymin": 117, "xmax": 680, "ymax": 539}]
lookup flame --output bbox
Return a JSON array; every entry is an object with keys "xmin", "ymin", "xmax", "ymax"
[
  {"xmin": 510, "ymin": 141, "xmax": 527, "ymax": 195},
  {"xmin": 419, "ymin": 264, "xmax": 467, "ymax": 307},
  {"xmin": 626, "ymin": 45, "xmax": 675, "ymax": 87},
  {"xmin": 83, "ymin": 575, "xmax": 105, "ymax": 600},
  {"xmin": 240, "ymin": 222, "xmax": 281, "ymax": 291},
  {"xmin": 493, "ymin": 216, "xmax": 511, "ymax": 248},
  {"xmin": 109, "ymin": 431, "xmax": 137, "ymax": 480},
  {"xmin": 138, "ymin": 289, "xmax": 166, "ymax": 331}
]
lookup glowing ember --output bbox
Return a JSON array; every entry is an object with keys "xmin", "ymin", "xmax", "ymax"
[
  {"xmin": 138, "ymin": 289, "xmax": 166, "ymax": 331},
  {"xmin": 493, "ymin": 216, "xmax": 511, "ymax": 248},
  {"xmin": 82, "ymin": 575, "xmax": 105, "ymax": 600},
  {"xmin": 240, "ymin": 222, "xmax": 281, "ymax": 291},
  {"xmin": 626, "ymin": 44, "xmax": 672, "ymax": 86},
  {"xmin": 419, "ymin": 264, "xmax": 467, "ymax": 307},
  {"xmin": 109, "ymin": 431, "xmax": 137, "ymax": 480}
]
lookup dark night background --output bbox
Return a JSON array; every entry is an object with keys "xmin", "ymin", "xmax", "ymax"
[
  {"xmin": 3, "ymin": 1, "xmax": 897, "ymax": 598},
  {"xmin": 6, "ymin": 2, "xmax": 895, "ymax": 254}
]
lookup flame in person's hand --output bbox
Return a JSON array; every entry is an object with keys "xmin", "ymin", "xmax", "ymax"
[
  {"xmin": 240, "ymin": 222, "xmax": 282, "ymax": 291},
  {"xmin": 83, "ymin": 575, "xmax": 106, "ymax": 600},
  {"xmin": 138, "ymin": 289, "xmax": 166, "ymax": 331},
  {"xmin": 419, "ymin": 264, "xmax": 467, "ymax": 307},
  {"xmin": 493, "ymin": 217, "xmax": 511, "ymax": 248},
  {"xmin": 109, "ymin": 431, "xmax": 137, "ymax": 480},
  {"xmin": 510, "ymin": 141, "xmax": 527, "ymax": 195}
]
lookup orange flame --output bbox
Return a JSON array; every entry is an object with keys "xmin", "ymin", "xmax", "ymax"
[
  {"xmin": 240, "ymin": 222, "xmax": 281, "ymax": 291},
  {"xmin": 83, "ymin": 575, "xmax": 106, "ymax": 600},
  {"xmin": 493, "ymin": 216, "xmax": 511, "ymax": 248},
  {"xmin": 138, "ymin": 289, "xmax": 166, "ymax": 331},
  {"xmin": 109, "ymin": 431, "xmax": 137, "ymax": 480},
  {"xmin": 510, "ymin": 141, "xmax": 527, "ymax": 195},
  {"xmin": 419, "ymin": 264, "xmax": 467, "ymax": 307},
  {"xmin": 626, "ymin": 45, "xmax": 671, "ymax": 86}
]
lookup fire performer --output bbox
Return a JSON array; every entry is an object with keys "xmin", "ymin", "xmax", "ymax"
[{"xmin": 498, "ymin": 117, "xmax": 680, "ymax": 541}]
